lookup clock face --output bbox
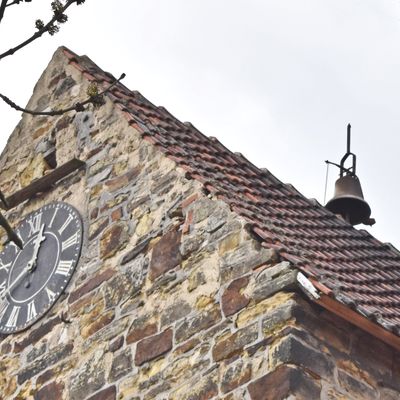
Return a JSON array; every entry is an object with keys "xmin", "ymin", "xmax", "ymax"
[{"xmin": 0, "ymin": 202, "xmax": 83, "ymax": 334}]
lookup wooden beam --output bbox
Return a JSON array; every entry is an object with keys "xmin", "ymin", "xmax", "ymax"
[{"xmin": 5, "ymin": 158, "xmax": 85, "ymax": 209}]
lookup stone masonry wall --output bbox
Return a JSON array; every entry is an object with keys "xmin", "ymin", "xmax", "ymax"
[{"xmin": 0, "ymin": 48, "xmax": 399, "ymax": 400}]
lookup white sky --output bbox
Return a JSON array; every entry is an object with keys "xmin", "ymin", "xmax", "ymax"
[{"xmin": 1, "ymin": 0, "xmax": 400, "ymax": 247}]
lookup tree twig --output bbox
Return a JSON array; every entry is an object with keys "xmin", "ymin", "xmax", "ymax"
[
  {"xmin": 0, "ymin": 73, "xmax": 126, "ymax": 116},
  {"xmin": 0, "ymin": 0, "xmax": 8, "ymax": 24},
  {"xmin": 0, "ymin": 0, "xmax": 80, "ymax": 61}
]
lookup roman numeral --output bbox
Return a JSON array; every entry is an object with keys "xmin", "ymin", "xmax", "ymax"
[
  {"xmin": 6, "ymin": 306, "xmax": 20, "ymax": 327},
  {"xmin": 26, "ymin": 300, "xmax": 37, "ymax": 322},
  {"xmin": 49, "ymin": 208, "xmax": 59, "ymax": 228},
  {"xmin": 27, "ymin": 213, "xmax": 42, "ymax": 236},
  {"xmin": 56, "ymin": 260, "xmax": 73, "ymax": 276},
  {"xmin": 0, "ymin": 299, "xmax": 9, "ymax": 321},
  {"xmin": 0, "ymin": 281, "xmax": 6, "ymax": 296},
  {"xmin": 58, "ymin": 214, "xmax": 73, "ymax": 235},
  {"xmin": 0, "ymin": 260, "xmax": 11, "ymax": 273},
  {"xmin": 61, "ymin": 232, "xmax": 79, "ymax": 252},
  {"xmin": 45, "ymin": 287, "xmax": 57, "ymax": 302}
]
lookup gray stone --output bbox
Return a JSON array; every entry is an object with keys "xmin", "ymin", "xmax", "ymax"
[
  {"xmin": 161, "ymin": 300, "xmax": 192, "ymax": 327},
  {"xmin": 109, "ymin": 349, "xmax": 133, "ymax": 381},
  {"xmin": 69, "ymin": 350, "xmax": 107, "ymax": 400},
  {"xmin": 220, "ymin": 241, "xmax": 276, "ymax": 284}
]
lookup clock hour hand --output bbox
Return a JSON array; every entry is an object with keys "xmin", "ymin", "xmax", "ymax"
[{"xmin": 27, "ymin": 224, "xmax": 46, "ymax": 273}]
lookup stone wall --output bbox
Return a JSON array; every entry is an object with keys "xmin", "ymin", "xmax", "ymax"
[{"xmin": 0, "ymin": 48, "xmax": 399, "ymax": 400}]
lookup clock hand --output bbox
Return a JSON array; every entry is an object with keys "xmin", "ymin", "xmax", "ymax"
[
  {"xmin": 27, "ymin": 224, "xmax": 46, "ymax": 273},
  {"xmin": 0, "ymin": 266, "xmax": 30, "ymax": 302}
]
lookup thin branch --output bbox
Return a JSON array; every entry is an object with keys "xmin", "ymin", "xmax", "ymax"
[
  {"xmin": 0, "ymin": 73, "xmax": 126, "ymax": 116},
  {"xmin": 0, "ymin": 0, "xmax": 78, "ymax": 61},
  {"xmin": 0, "ymin": 0, "xmax": 8, "ymax": 24}
]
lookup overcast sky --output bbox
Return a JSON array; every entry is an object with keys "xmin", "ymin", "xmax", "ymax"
[{"xmin": 1, "ymin": 0, "xmax": 400, "ymax": 247}]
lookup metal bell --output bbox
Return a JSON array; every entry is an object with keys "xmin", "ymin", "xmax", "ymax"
[{"xmin": 326, "ymin": 175, "xmax": 371, "ymax": 226}]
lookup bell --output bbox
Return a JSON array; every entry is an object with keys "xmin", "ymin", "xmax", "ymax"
[{"xmin": 326, "ymin": 175, "xmax": 371, "ymax": 226}]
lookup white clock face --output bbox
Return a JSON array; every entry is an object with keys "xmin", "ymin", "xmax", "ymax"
[{"xmin": 0, "ymin": 202, "xmax": 83, "ymax": 334}]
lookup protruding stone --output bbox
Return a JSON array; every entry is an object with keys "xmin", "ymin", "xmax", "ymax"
[{"xmin": 221, "ymin": 276, "xmax": 250, "ymax": 317}]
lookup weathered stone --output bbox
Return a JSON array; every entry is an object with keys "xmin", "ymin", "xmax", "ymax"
[
  {"xmin": 20, "ymin": 154, "xmax": 50, "ymax": 187},
  {"xmin": 34, "ymin": 381, "xmax": 64, "ymax": 400},
  {"xmin": 176, "ymin": 306, "xmax": 222, "ymax": 343},
  {"xmin": 219, "ymin": 231, "xmax": 241, "ymax": 256},
  {"xmin": 144, "ymin": 381, "xmax": 171, "ymax": 400},
  {"xmin": 81, "ymin": 310, "xmax": 115, "ymax": 338},
  {"xmin": 135, "ymin": 329, "xmax": 173, "ymax": 366},
  {"xmin": 188, "ymin": 269, "xmax": 206, "ymax": 292},
  {"xmin": 54, "ymin": 75, "xmax": 76, "ymax": 97},
  {"xmin": 69, "ymin": 350, "xmax": 107, "ymax": 400},
  {"xmin": 86, "ymin": 386, "xmax": 116, "ymax": 400},
  {"xmin": 212, "ymin": 323, "xmax": 258, "ymax": 362},
  {"xmin": 18, "ymin": 343, "xmax": 73, "ymax": 384},
  {"xmin": 109, "ymin": 349, "xmax": 133, "ymax": 381},
  {"xmin": 27, "ymin": 341, "xmax": 47, "ymax": 363},
  {"xmin": 247, "ymin": 365, "xmax": 321, "ymax": 400},
  {"xmin": 220, "ymin": 241, "xmax": 276, "ymax": 284},
  {"xmin": 100, "ymin": 222, "xmax": 129, "ymax": 259},
  {"xmin": 69, "ymin": 268, "xmax": 115, "ymax": 303},
  {"xmin": 89, "ymin": 216, "xmax": 109, "ymax": 240},
  {"xmin": 221, "ymin": 360, "xmax": 251, "ymax": 394},
  {"xmin": 149, "ymin": 229, "xmax": 182, "ymax": 280},
  {"xmin": 120, "ymin": 236, "xmax": 151, "ymax": 265},
  {"xmin": 109, "ymin": 336, "xmax": 124, "ymax": 352},
  {"xmin": 337, "ymin": 369, "xmax": 378, "ymax": 400},
  {"xmin": 270, "ymin": 334, "xmax": 335, "ymax": 380},
  {"xmin": 170, "ymin": 371, "xmax": 218, "ymax": 400},
  {"xmin": 105, "ymin": 167, "xmax": 141, "ymax": 192},
  {"xmin": 161, "ymin": 300, "xmax": 192, "ymax": 327},
  {"xmin": 221, "ymin": 276, "xmax": 250, "ymax": 317}
]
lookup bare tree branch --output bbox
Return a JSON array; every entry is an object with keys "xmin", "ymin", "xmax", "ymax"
[
  {"xmin": 0, "ymin": 73, "xmax": 126, "ymax": 116},
  {"xmin": 0, "ymin": 0, "xmax": 8, "ymax": 24},
  {"xmin": 0, "ymin": 0, "xmax": 81, "ymax": 61}
]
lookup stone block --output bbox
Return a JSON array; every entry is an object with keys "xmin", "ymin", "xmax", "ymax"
[
  {"xmin": 126, "ymin": 313, "xmax": 158, "ymax": 344},
  {"xmin": 69, "ymin": 350, "xmax": 107, "ymax": 400},
  {"xmin": 337, "ymin": 369, "xmax": 378, "ymax": 400},
  {"xmin": 212, "ymin": 323, "xmax": 258, "ymax": 362},
  {"xmin": 149, "ymin": 229, "xmax": 182, "ymax": 280},
  {"xmin": 135, "ymin": 329, "xmax": 173, "ymax": 366},
  {"xmin": 100, "ymin": 222, "xmax": 129, "ymax": 259},
  {"xmin": 270, "ymin": 334, "xmax": 335, "ymax": 380},
  {"xmin": 161, "ymin": 300, "xmax": 192, "ymax": 327},
  {"xmin": 247, "ymin": 365, "xmax": 321, "ymax": 400},
  {"xmin": 86, "ymin": 386, "xmax": 116, "ymax": 400},
  {"xmin": 176, "ymin": 306, "xmax": 222, "ymax": 343},
  {"xmin": 69, "ymin": 268, "xmax": 115, "ymax": 303},
  {"xmin": 221, "ymin": 360, "xmax": 251, "ymax": 394},
  {"xmin": 34, "ymin": 381, "xmax": 64, "ymax": 400},
  {"xmin": 18, "ymin": 343, "xmax": 73, "ymax": 384},
  {"xmin": 109, "ymin": 349, "xmax": 133, "ymax": 381},
  {"xmin": 220, "ymin": 241, "xmax": 276, "ymax": 284},
  {"xmin": 221, "ymin": 275, "xmax": 250, "ymax": 317}
]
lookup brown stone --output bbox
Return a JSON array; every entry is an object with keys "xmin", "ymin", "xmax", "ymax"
[
  {"xmin": 149, "ymin": 229, "xmax": 182, "ymax": 280},
  {"xmin": 89, "ymin": 216, "xmax": 109, "ymax": 240},
  {"xmin": 86, "ymin": 386, "xmax": 116, "ymax": 400},
  {"xmin": 105, "ymin": 167, "xmax": 141, "ymax": 192},
  {"xmin": 69, "ymin": 268, "xmax": 115, "ymax": 304},
  {"xmin": 174, "ymin": 338, "xmax": 200, "ymax": 355},
  {"xmin": 34, "ymin": 381, "xmax": 64, "ymax": 400},
  {"xmin": 247, "ymin": 365, "xmax": 321, "ymax": 400},
  {"xmin": 212, "ymin": 324, "xmax": 258, "ymax": 362},
  {"xmin": 81, "ymin": 310, "xmax": 115, "ymax": 338},
  {"xmin": 135, "ymin": 329, "xmax": 173, "ymax": 366},
  {"xmin": 221, "ymin": 276, "xmax": 250, "ymax": 317},
  {"xmin": 111, "ymin": 207, "xmax": 123, "ymax": 221},
  {"xmin": 100, "ymin": 222, "xmax": 129, "ymax": 259},
  {"xmin": 127, "ymin": 322, "xmax": 158, "ymax": 344}
]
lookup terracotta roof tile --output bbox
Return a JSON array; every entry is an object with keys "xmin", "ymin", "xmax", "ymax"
[{"xmin": 63, "ymin": 47, "xmax": 400, "ymax": 338}]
